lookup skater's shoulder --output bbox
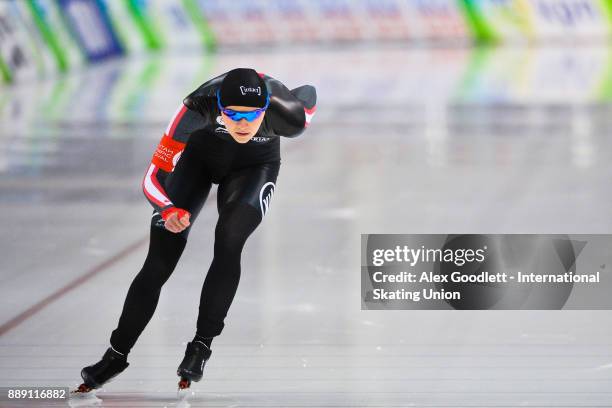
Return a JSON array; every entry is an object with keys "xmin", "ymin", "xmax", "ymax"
[
  {"xmin": 183, "ymin": 77, "xmax": 224, "ymax": 116},
  {"xmin": 183, "ymin": 90, "xmax": 216, "ymax": 116}
]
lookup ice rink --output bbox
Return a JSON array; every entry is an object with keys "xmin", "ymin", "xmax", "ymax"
[{"xmin": 1, "ymin": 44, "xmax": 612, "ymax": 407}]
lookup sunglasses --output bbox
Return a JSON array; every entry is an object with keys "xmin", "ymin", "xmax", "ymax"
[{"xmin": 216, "ymin": 90, "xmax": 270, "ymax": 122}]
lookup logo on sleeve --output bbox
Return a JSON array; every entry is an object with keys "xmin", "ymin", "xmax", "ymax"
[{"xmin": 152, "ymin": 134, "xmax": 186, "ymax": 172}]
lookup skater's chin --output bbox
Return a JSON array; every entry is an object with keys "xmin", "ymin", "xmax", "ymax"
[{"xmin": 230, "ymin": 131, "xmax": 253, "ymax": 143}]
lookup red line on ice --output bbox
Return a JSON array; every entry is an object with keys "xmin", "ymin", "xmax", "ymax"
[{"xmin": 0, "ymin": 237, "xmax": 149, "ymax": 336}]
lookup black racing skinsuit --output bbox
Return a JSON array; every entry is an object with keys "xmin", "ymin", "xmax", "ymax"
[{"xmin": 109, "ymin": 72, "xmax": 317, "ymax": 354}]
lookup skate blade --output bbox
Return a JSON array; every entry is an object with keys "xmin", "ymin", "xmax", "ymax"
[
  {"xmin": 71, "ymin": 383, "xmax": 96, "ymax": 394},
  {"xmin": 177, "ymin": 378, "xmax": 196, "ymax": 401},
  {"xmin": 178, "ymin": 378, "xmax": 191, "ymax": 390},
  {"xmin": 174, "ymin": 390, "xmax": 195, "ymax": 408},
  {"xmin": 69, "ymin": 385, "xmax": 101, "ymax": 407}
]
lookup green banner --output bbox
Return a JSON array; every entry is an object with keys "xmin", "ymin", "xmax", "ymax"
[
  {"xmin": 0, "ymin": 55, "xmax": 12, "ymax": 84},
  {"xmin": 26, "ymin": 0, "xmax": 69, "ymax": 72},
  {"xmin": 458, "ymin": 0, "xmax": 499, "ymax": 43},
  {"xmin": 24, "ymin": 0, "xmax": 87, "ymax": 72},
  {"xmin": 182, "ymin": 0, "xmax": 216, "ymax": 52},
  {"xmin": 102, "ymin": 0, "xmax": 145, "ymax": 55},
  {"xmin": 126, "ymin": 0, "xmax": 163, "ymax": 51}
]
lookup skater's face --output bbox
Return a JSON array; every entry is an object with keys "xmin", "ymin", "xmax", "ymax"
[{"xmin": 221, "ymin": 106, "xmax": 266, "ymax": 144}]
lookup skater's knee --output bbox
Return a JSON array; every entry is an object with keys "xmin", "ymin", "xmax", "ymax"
[
  {"xmin": 132, "ymin": 263, "xmax": 172, "ymax": 293},
  {"xmin": 214, "ymin": 201, "xmax": 261, "ymax": 253},
  {"xmin": 214, "ymin": 226, "xmax": 248, "ymax": 255},
  {"xmin": 139, "ymin": 245, "xmax": 183, "ymax": 283}
]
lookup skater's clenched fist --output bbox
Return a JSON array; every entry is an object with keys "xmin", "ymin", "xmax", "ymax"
[{"xmin": 161, "ymin": 207, "xmax": 191, "ymax": 233}]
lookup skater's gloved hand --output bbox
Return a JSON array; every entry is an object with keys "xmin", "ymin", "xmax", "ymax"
[{"xmin": 161, "ymin": 207, "xmax": 191, "ymax": 233}]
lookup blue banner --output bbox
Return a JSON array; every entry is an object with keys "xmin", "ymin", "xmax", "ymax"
[{"xmin": 57, "ymin": 0, "xmax": 123, "ymax": 62}]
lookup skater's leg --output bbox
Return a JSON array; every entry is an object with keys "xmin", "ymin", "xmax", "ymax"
[
  {"xmin": 176, "ymin": 196, "xmax": 266, "ymax": 388},
  {"xmin": 110, "ymin": 139, "xmax": 213, "ymax": 354},
  {"xmin": 194, "ymin": 201, "xmax": 261, "ymax": 337},
  {"xmin": 78, "ymin": 111, "xmax": 213, "ymax": 392},
  {"xmin": 109, "ymin": 226, "xmax": 188, "ymax": 354},
  {"xmin": 176, "ymin": 161, "xmax": 279, "ymax": 389},
  {"xmin": 195, "ymin": 162, "xmax": 280, "ymax": 338}
]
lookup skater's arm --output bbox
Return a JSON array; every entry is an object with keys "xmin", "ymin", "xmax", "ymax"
[
  {"xmin": 262, "ymin": 74, "xmax": 317, "ymax": 138},
  {"xmin": 142, "ymin": 105, "xmax": 205, "ymax": 214},
  {"xmin": 142, "ymin": 145, "xmax": 191, "ymax": 234},
  {"xmin": 142, "ymin": 161, "xmax": 174, "ymax": 214}
]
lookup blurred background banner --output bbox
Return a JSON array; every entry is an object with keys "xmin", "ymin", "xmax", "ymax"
[
  {"xmin": 24, "ymin": 0, "xmax": 85, "ymax": 72},
  {"xmin": 120, "ymin": 0, "xmax": 212, "ymax": 52},
  {"xmin": 461, "ymin": 0, "xmax": 612, "ymax": 43},
  {"xmin": 57, "ymin": 0, "xmax": 124, "ymax": 62},
  {"xmin": 0, "ymin": 2, "xmax": 41, "ymax": 83},
  {"xmin": 101, "ymin": 0, "xmax": 147, "ymax": 54},
  {"xmin": 5, "ymin": 0, "xmax": 612, "ymax": 86}
]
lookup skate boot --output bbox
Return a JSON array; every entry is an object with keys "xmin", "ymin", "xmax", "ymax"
[
  {"xmin": 73, "ymin": 347, "xmax": 129, "ymax": 393},
  {"xmin": 177, "ymin": 341, "xmax": 212, "ymax": 390}
]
